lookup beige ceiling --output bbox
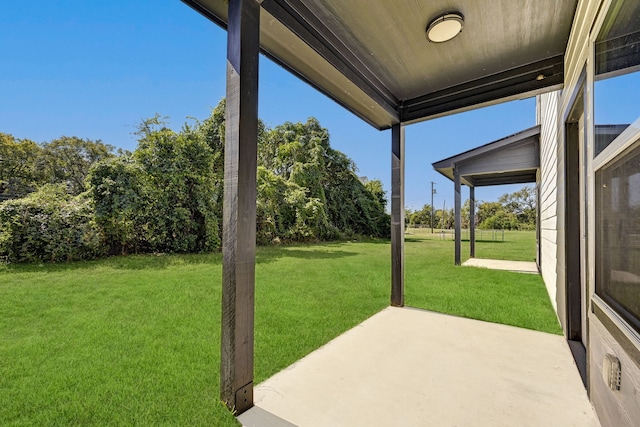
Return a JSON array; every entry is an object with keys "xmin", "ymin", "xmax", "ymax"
[
  {"xmin": 302, "ymin": 1, "xmax": 573, "ymax": 98},
  {"xmin": 182, "ymin": 0, "xmax": 578, "ymax": 129}
]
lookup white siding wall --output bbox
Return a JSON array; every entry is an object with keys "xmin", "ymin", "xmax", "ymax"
[
  {"xmin": 559, "ymin": 2, "xmax": 640, "ymax": 426},
  {"xmin": 537, "ymin": 91, "xmax": 560, "ymax": 313}
]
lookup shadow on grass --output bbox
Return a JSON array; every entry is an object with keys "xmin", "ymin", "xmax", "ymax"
[
  {"xmin": 1, "ymin": 252, "xmax": 222, "ymax": 274},
  {"xmin": 255, "ymin": 238, "xmax": 389, "ymax": 264},
  {"xmin": 404, "ymin": 237, "xmax": 427, "ymax": 243},
  {"xmin": 256, "ymin": 248, "xmax": 358, "ymax": 264},
  {"xmin": 1, "ymin": 239, "xmax": 385, "ymax": 273}
]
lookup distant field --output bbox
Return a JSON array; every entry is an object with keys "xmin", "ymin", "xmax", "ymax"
[
  {"xmin": 0, "ymin": 232, "xmax": 558, "ymax": 425},
  {"xmin": 406, "ymin": 228, "xmax": 537, "ymax": 261}
]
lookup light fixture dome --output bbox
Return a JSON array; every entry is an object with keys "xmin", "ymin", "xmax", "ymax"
[{"xmin": 426, "ymin": 12, "xmax": 464, "ymax": 43}]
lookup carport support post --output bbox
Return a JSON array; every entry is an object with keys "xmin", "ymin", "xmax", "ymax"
[
  {"xmin": 391, "ymin": 123, "xmax": 405, "ymax": 306},
  {"xmin": 220, "ymin": 0, "xmax": 259, "ymax": 415},
  {"xmin": 454, "ymin": 165, "xmax": 461, "ymax": 265},
  {"xmin": 470, "ymin": 186, "xmax": 475, "ymax": 258}
]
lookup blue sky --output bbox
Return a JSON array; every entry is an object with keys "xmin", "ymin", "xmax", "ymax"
[{"xmin": 1, "ymin": 0, "xmax": 540, "ymax": 210}]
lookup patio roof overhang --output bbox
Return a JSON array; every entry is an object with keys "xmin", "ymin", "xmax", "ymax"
[
  {"xmin": 432, "ymin": 125, "xmax": 541, "ymax": 188},
  {"xmin": 182, "ymin": 0, "xmax": 577, "ymax": 129}
]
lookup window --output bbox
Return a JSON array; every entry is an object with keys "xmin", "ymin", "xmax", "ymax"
[
  {"xmin": 594, "ymin": 0, "xmax": 640, "ymax": 156},
  {"xmin": 594, "ymin": 0, "xmax": 640, "ymax": 332},
  {"xmin": 596, "ymin": 141, "xmax": 640, "ymax": 332}
]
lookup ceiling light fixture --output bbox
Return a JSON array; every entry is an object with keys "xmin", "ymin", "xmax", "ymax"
[{"xmin": 426, "ymin": 12, "xmax": 464, "ymax": 43}]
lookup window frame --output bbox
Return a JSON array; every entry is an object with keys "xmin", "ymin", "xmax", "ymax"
[{"xmin": 590, "ymin": 0, "xmax": 640, "ymax": 346}]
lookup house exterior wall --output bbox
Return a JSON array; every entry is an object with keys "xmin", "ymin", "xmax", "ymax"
[
  {"xmin": 562, "ymin": 0, "xmax": 600, "ymax": 114},
  {"xmin": 537, "ymin": 91, "xmax": 560, "ymax": 314},
  {"xmin": 589, "ymin": 314, "xmax": 640, "ymax": 426},
  {"xmin": 538, "ymin": 1, "xmax": 640, "ymax": 425}
]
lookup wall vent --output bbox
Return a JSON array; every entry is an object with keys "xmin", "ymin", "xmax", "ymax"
[{"xmin": 602, "ymin": 354, "xmax": 621, "ymax": 391}]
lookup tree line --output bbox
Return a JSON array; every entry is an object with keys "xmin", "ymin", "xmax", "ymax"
[
  {"xmin": 407, "ymin": 186, "xmax": 536, "ymax": 231},
  {"xmin": 0, "ymin": 100, "xmax": 389, "ymax": 263}
]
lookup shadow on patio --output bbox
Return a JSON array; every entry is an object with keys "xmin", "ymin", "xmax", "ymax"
[{"xmin": 239, "ymin": 307, "xmax": 599, "ymax": 427}]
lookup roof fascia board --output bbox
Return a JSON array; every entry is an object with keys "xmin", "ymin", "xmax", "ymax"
[
  {"xmin": 401, "ymin": 56, "xmax": 564, "ymax": 122},
  {"xmin": 181, "ymin": 0, "xmax": 228, "ymax": 28},
  {"xmin": 435, "ymin": 168, "xmax": 538, "ymax": 187},
  {"xmin": 182, "ymin": 0, "xmax": 398, "ymax": 129},
  {"xmin": 471, "ymin": 173, "xmax": 538, "ymax": 187},
  {"xmin": 260, "ymin": 48, "xmax": 395, "ymax": 129},
  {"xmin": 404, "ymin": 83, "xmax": 563, "ymax": 125},
  {"xmin": 260, "ymin": 0, "xmax": 400, "ymax": 118}
]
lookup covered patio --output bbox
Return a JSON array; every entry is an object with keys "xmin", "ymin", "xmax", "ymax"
[
  {"xmin": 179, "ymin": 0, "xmax": 591, "ymax": 423},
  {"xmin": 432, "ymin": 125, "xmax": 540, "ymax": 265},
  {"xmin": 239, "ymin": 307, "xmax": 597, "ymax": 427}
]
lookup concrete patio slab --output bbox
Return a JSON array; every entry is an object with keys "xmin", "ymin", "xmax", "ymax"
[
  {"xmin": 462, "ymin": 258, "xmax": 539, "ymax": 274},
  {"xmin": 238, "ymin": 307, "xmax": 599, "ymax": 427}
]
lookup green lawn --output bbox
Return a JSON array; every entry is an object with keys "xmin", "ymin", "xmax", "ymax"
[
  {"xmin": 404, "ymin": 231, "xmax": 558, "ymax": 332},
  {"xmin": 406, "ymin": 228, "xmax": 537, "ymax": 261},
  {"xmin": 0, "ymin": 232, "xmax": 560, "ymax": 425}
]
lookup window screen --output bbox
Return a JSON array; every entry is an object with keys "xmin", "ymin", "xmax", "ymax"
[{"xmin": 596, "ymin": 141, "xmax": 640, "ymax": 333}]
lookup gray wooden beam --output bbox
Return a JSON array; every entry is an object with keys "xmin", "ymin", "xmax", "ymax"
[
  {"xmin": 220, "ymin": 0, "xmax": 260, "ymax": 415},
  {"xmin": 391, "ymin": 123, "xmax": 405, "ymax": 307},
  {"xmin": 454, "ymin": 166, "xmax": 461, "ymax": 266},
  {"xmin": 470, "ymin": 186, "xmax": 475, "ymax": 258}
]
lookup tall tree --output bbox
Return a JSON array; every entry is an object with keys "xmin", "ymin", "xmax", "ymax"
[
  {"xmin": 262, "ymin": 118, "xmax": 389, "ymax": 239},
  {"xmin": 476, "ymin": 201, "xmax": 517, "ymax": 230},
  {"xmin": 197, "ymin": 99, "xmax": 266, "ymax": 241},
  {"xmin": 42, "ymin": 136, "xmax": 118, "ymax": 195},
  {"xmin": 498, "ymin": 185, "xmax": 536, "ymax": 230},
  {"xmin": 409, "ymin": 203, "xmax": 433, "ymax": 227},
  {"xmin": 132, "ymin": 116, "xmax": 220, "ymax": 253},
  {"xmin": 0, "ymin": 133, "xmax": 44, "ymax": 198},
  {"xmin": 87, "ymin": 156, "xmax": 149, "ymax": 255}
]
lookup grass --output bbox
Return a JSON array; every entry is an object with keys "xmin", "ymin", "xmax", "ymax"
[
  {"xmin": 0, "ymin": 254, "xmax": 232, "ymax": 426},
  {"xmin": 403, "ymin": 231, "xmax": 559, "ymax": 333},
  {"xmin": 406, "ymin": 228, "xmax": 537, "ymax": 261},
  {"xmin": 0, "ymin": 231, "xmax": 560, "ymax": 425}
]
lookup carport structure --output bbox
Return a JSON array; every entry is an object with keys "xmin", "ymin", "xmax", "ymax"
[
  {"xmin": 180, "ymin": 0, "xmax": 579, "ymax": 414},
  {"xmin": 432, "ymin": 125, "xmax": 540, "ymax": 265}
]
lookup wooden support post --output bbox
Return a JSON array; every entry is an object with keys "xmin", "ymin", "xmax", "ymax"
[
  {"xmin": 454, "ymin": 166, "xmax": 461, "ymax": 266},
  {"xmin": 391, "ymin": 123, "xmax": 405, "ymax": 307},
  {"xmin": 469, "ymin": 186, "xmax": 475, "ymax": 258},
  {"xmin": 220, "ymin": 0, "xmax": 260, "ymax": 415}
]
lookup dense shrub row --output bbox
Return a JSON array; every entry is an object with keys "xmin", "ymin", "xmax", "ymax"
[
  {"xmin": 0, "ymin": 101, "xmax": 389, "ymax": 263},
  {"xmin": 0, "ymin": 185, "xmax": 104, "ymax": 262}
]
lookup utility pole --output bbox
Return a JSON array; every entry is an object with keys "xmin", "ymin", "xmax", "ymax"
[{"xmin": 431, "ymin": 181, "xmax": 436, "ymax": 234}]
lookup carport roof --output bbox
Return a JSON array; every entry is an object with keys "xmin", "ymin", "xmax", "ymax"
[
  {"xmin": 432, "ymin": 125, "xmax": 541, "ymax": 187},
  {"xmin": 182, "ymin": 0, "xmax": 578, "ymax": 129}
]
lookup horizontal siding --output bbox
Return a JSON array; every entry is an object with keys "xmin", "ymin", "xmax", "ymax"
[
  {"xmin": 537, "ymin": 91, "xmax": 560, "ymax": 312},
  {"xmin": 541, "ymin": 219, "xmax": 557, "ymax": 238},
  {"xmin": 541, "ymin": 231, "xmax": 557, "ymax": 249},
  {"xmin": 540, "ymin": 184, "xmax": 557, "ymax": 209},
  {"xmin": 540, "ymin": 238, "xmax": 558, "ymax": 312}
]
